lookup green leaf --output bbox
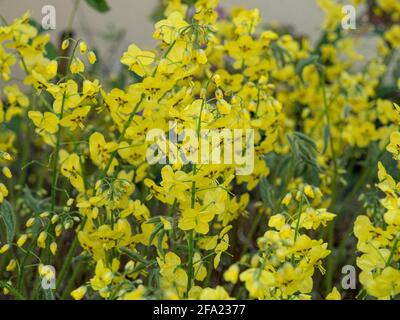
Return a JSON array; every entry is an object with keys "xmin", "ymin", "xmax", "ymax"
[
  {"xmin": 85, "ymin": 0, "xmax": 110, "ymax": 13},
  {"xmin": 0, "ymin": 281, "xmax": 25, "ymax": 300},
  {"xmin": 120, "ymin": 247, "xmax": 149, "ymax": 264},
  {"xmin": 0, "ymin": 200, "xmax": 15, "ymax": 243},
  {"xmin": 23, "ymin": 186, "xmax": 41, "ymax": 213},
  {"xmin": 148, "ymin": 222, "xmax": 163, "ymax": 246},
  {"xmin": 145, "ymin": 216, "xmax": 161, "ymax": 224},
  {"xmin": 271, "ymin": 43, "xmax": 286, "ymax": 68},
  {"xmin": 45, "ymin": 42, "xmax": 58, "ymax": 60},
  {"xmin": 157, "ymin": 230, "xmax": 166, "ymax": 256},
  {"xmin": 130, "ymin": 263, "xmax": 150, "ymax": 274},
  {"xmin": 259, "ymin": 176, "xmax": 275, "ymax": 210},
  {"xmin": 293, "ymin": 132, "xmax": 317, "ymax": 150},
  {"xmin": 295, "ymin": 54, "xmax": 319, "ymax": 84},
  {"xmin": 322, "ymin": 124, "xmax": 331, "ymax": 154},
  {"xmin": 43, "ymin": 288, "xmax": 55, "ymax": 300}
]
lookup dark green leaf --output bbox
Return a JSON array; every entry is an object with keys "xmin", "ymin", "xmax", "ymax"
[
  {"xmin": 120, "ymin": 247, "xmax": 149, "ymax": 264},
  {"xmin": 145, "ymin": 216, "xmax": 161, "ymax": 224},
  {"xmin": 23, "ymin": 186, "xmax": 41, "ymax": 213},
  {"xmin": 148, "ymin": 223, "xmax": 163, "ymax": 246},
  {"xmin": 260, "ymin": 176, "xmax": 275, "ymax": 210},
  {"xmin": 44, "ymin": 42, "xmax": 58, "ymax": 60},
  {"xmin": 293, "ymin": 132, "xmax": 317, "ymax": 150},
  {"xmin": 85, "ymin": 0, "xmax": 110, "ymax": 13},
  {"xmin": 157, "ymin": 230, "xmax": 166, "ymax": 256},
  {"xmin": 322, "ymin": 124, "xmax": 331, "ymax": 154},
  {"xmin": 43, "ymin": 288, "xmax": 55, "ymax": 300},
  {"xmin": 296, "ymin": 54, "xmax": 319, "ymax": 84},
  {"xmin": 0, "ymin": 200, "xmax": 15, "ymax": 243}
]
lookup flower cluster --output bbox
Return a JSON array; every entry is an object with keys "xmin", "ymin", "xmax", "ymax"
[
  {"xmin": 353, "ymin": 141, "xmax": 400, "ymax": 299},
  {"xmin": 0, "ymin": 0, "xmax": 399, "ymax": 300}
]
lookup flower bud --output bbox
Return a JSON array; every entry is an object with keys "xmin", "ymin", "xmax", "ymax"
[
  {"xmin": 88, "ymin": 51, "xmax": 97, "ymax": 64},
  {"xmin": 17, "ymin": 234, "xmax": 28, "ymax": 247},
  {"xmin": 2, "ymin": 167, "xmax": 12, "ymax": 179},
  {"xmin": 79, "ymin": 41, "xmax": 87, "ymax": 54},
  {"xmin": 0, "ymin": 244, "xmax": 10, "ymax": 254},
  {"xmin": 61, "ymin": 39, "xmax": 70, "ymax": 50}
]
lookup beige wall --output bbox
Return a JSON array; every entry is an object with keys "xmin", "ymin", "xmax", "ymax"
[{"xmin": 0, "ymin": 0, "xmax": 324, "ymax": 50}]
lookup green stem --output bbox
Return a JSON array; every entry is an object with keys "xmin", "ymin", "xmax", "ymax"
[
  {"xmin": 320, "ymin": 67, "xmax": 338, "ymax": 294},
  {"xmin": 50, "ymin": 92, "xmax": 66, "ymax": 213},
  {"xmin": 56, "ymin": 232, "xmax": 79, "ymax": 290},
  {"xmin": 385, "ymin": 234, "xmax": 399, "ymax": 268},
  {"xmin": 67, "ymin": 0, "xmax": 80, "ymax": 31},
  {"xmin": 185, "ymin": 230, "xmax": 194, "ymax": 298},
  {"xmin": 60, "ymin": 261, "xmax": 83, "ymax": 300},
  {"xmin": 56, "ymin": 216, "xmax": 87, "ymax": 291},
  {"xmin": 294, "ymin": 194, "xmax": 304, "ymax": 243},
  {"xmin": 102, "ymin": 94, "xmax": 144, "ymax": 177},
  {"xmin": 0, "ymin": 281, "xmax": 26, "ymax": 300}
]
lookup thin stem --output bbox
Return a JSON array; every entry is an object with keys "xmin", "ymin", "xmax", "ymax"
[
  {"xmin": 320, "ymin": 67, "xmax": 338, "ymax": 294},
  {"xmin": 102, "ymin": 94, "xmax": 145, "ymax": 177},
  {"xmin": 60, "ymin": 261, "xmax": 83, "ymax": 300},
  {"xmin": 67, "ymin": 0, "xmax": 80, "ymax": 31},
  {"xmin": 56, "ymin": 216, "xmax": 87, "ymax": 290},
  {"xmin": 385, "ymin": 234, "xmax": 399, "ymax": 268},
  {"xmin": 50, "ymin": 92, "xmax": 66, "ymax": 213},
  {"xmin": 0, "ymin": 281, "xmax": 26, "ymax": 300}
]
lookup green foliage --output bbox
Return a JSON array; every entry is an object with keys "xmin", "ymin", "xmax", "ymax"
[
  {"xmin": 85, "ymin": 0, "xmax": 110, "ymax": 13},
  {"xmin": 0, "ymin": 200, "xmax": 15, "ymax": 244}
]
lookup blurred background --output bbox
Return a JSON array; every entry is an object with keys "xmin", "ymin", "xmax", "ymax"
[{"xmin": 0, "ymin": 0, "xmax": 325, "ymax": 49}]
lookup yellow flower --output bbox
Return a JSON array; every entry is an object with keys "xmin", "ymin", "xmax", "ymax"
[
  {"xmin": 157, "ymin": 252, "xmax": 188, "ymax": 296},
  {"xmin": 268, "ymin": 214, "xmax": 286, "ymax": 230},
  {"xmin": 199, "ymin": 286, "xmax": 233, "ymax": 300},
  {"xmin": 17, "ymin": 234, "xmax": 28, "ymax": 247},
  {"xmin": 79, "ymin": 41, "xmax": 87, "ymax": 54},
  {"xmin": 50, "ymin": 242, "xmax": 58, "ymax": 255},
  {"xmin": 120, "ymin": 44, "xmax": 155, "ymax": 76},
  {"xmin": 0, "ymin": 45, "xmax": 17, "ymax": 81},
  {"xmin": 70, "ymin": 57, "xmax": 84, "ymax": 74},
  {"xmin": 195, "ymin": 49, "xmax": 207, "ymax": 65},
  {"xmin": 0, "ymin": 183, "xmax": 9, "ymax": 203},
  {"xmin": 364, "ymin": 267, "xmax": 400, "ymax": 299},
  {"xmin": 194, "ymin": 0, "xmax": 218, "ymax": 24},
  {"xmin": 223, "ymin": 264, "xmax": 239, "ymax": 284},
  {"xmin": 37, "ymin": 231, "xmax": 47, "ymax": 248},
  {"xmin": 89, "ymin": 132, "xmax": 118, "ymax": 174},
  {"xmin": 326, "ymin": 287, "xmax": 341, "ymax": 300},
  {"xmin": 6, "ymin": 259, "xmax": 17, "ymax": 272},
  {"xmin": 386, "ymin": 132, "xmax": 400, "ymax": 160},
  {"xmin": 28, "ymin": 111, "xmax": 59, "ymax": 134},
  {"xmin": 25, "ymin": 217, "xmax": 35, "ymax": 228},
  {"xmin": 71, "ymin": 286, "xmax": 87, "ymax": 300},
  {"xmin": 153, "ymin": 11, "xmax": 188, "ymax": 44},
  {"xmin": 60, "ymin": 153, "xmax": 85, "ymax": 192},
  {"xmin": 121, "ymin": 285, "xmax": 145, "ymax": 300},
  {"xmin": 0, "ymin": 151, "xmax": 13, "ymax": 161},
  {"xmin": 225, "ymin": 35, "xmax": 261, "ymax": 69},
  {"xmin": 178, "ymin": 208, "xmax": 215, "ymax": 234},
  {"xmin": 160, "ymin": 216, "xmax": 172, "ymax": 230},
  {"xmin": 0, "ymin": 244, "xmax": 10, "ymax": 254},
  {"xmin": 2, "ymin": 167, "xmax": 12, "ymax": 179},
  {"xmin": 4, "ymin": 84, "xmax": 29, "ymax": 107},
  {"xmin": 60, "ymin": 105, "xmax": 91, "ymax": 130},
  {"xmin": 384, "ymin": 25, "xmax": 400, "ymax": 49},
  {"xmin": 61, "ymin": 39, "xmax": 70, "ymax": 50},
  {"xmin": 88, "ymin": 50, "xmax": 97, "ymax": 64}
]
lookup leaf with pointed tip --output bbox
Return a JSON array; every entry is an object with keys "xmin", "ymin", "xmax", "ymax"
[
  {"xmin": 0, "ymin": 200, "xmax": 15, "ymax": 243},
  {"xmin": 296, "ymin": 54, "xmax": 319, "ymax": 84},
  {"xmin": 85, "ymin": 0, "xmax": 110, "ymax": 13}
]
